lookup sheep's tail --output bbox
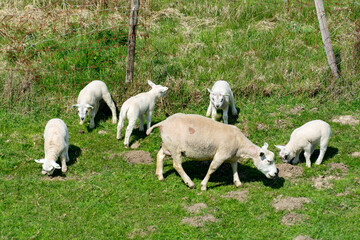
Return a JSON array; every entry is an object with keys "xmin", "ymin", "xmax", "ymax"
[
  {"xmin": 119, "ymin": 103, "xmax": 129, "ymax": 121},
  {"xmin": 146, "ymin": 121, "xmax": 163, "ymax": 135}
]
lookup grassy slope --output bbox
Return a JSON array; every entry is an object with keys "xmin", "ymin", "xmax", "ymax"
[{"xmin": 1, "ymin": 0, "xmax": 360, "ymax": 239}]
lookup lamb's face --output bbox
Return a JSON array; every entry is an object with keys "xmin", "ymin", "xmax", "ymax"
[
  {"xmin": 35, "ymin": 159, "xmax": 61, "ymax": 176},
  {"xmin": 72, "ymin": 104, "xmax": 93, "ymax": 124},
  {"xmin": 275, "ymin": 145, "xmax": 295, "ymax": 164},
  {"xmin": 254, "ymin": 143, "xmax": 278, "ymax": 179},
  {"xmin": 148, "ymin": 80, "xmax": 168, "ymax": 98},
  {"xmin": 210, "ymin": 92, "xmax": 225, "ymax": 109}
]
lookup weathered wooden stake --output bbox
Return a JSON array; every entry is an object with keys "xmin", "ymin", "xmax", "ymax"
[
  {"xmin": 125, "ymin": 0, "xmax": 140, "ymax": 83},
  {"xmin": 314, "ymin": 0, "xmax": 339, "ymax": 78}
]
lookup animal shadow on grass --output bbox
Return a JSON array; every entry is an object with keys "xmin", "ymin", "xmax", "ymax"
[
  {"xmin": 124, "ymin": 119, "xmax": 163, "ymax": 147},
  {"xmin": 163, "ymin": 160, "xmax": 284, "ymax": 190},
  {"xmin": 215, "ymin": 108, "xmax": 240, "ymax": 125},
  {"xmin": 51, "ymin": 144, "xmax": 82, "ymax": 177},
  {"xmin": 87, "ymin": 99, "xmax": 119, "ymax": 132},
  {"xmin": 297, "ymin": 146, "xmax": 338, "ymax": 165}
]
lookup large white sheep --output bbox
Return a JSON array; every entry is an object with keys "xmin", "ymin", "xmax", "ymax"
[
  {"xmin": 72, "ymin": 80, "xmax": 117, "ymax": 129},
  {"xmin": 116, "ymin": 80, "xmax": 168, "ymax": 148},
  {"xmin": 35, "ymin": 118, "xmax": 69, "ymax": 175},
  {"xmin": 206, "ymin": 80, "xmax": 237, "ymax": 124},
  {"xmin": 146, "ymin": 113, "xmax": 278, "ymax": 191},
  {"xmin": 275, "ymin": 120, "xmax": 331, "ymax": 168}
]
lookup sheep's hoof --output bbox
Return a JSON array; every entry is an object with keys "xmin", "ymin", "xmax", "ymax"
[
  {"xmin": 234, "ymin": 181, "xmax": 242, "ymax": 188},
  {"xmin": 112, "ymin": 119, "xmax": 117, "ymax": 124},
  {"xmin": 200, "ymin": 185, "xmax": 207, "ymax": 191},
  {"xmin": 124, "ymin": 144, "xmax": 129, "ymax": 149},
  {"xmin": 156, "ymin": 175, "xmax": 164, "ymax": 181}
]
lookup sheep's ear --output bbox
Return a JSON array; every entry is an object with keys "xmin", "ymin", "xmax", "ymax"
[
  {"xmin": 207, "ymin": 88, "xmax": 212, "ymax": 94},
  {"xmin": 249, "ymin": 146, "xmax": 258, "ymax": 157},
  {"xmin": 52, "ymin": 162, "xmax": 61, "ymax": 169},
  {"xmin": 72, "ymin": 104, "xmax": 79, "ymax": 108},
  {"xmin": 86, "ymin": 104, "xmax": 94, "ymax": 109},
  {"xmin": 262, "ymin": 142, "xmax": 269, "ymax": 150},
  {"xmin": 275, "ymin": 145, "xmax": 284, "ymax": 151},
  {"xmin": 161, "ymin": 87, "xmax": 168, "ymax": 92},
  {"xmin": 35, "ymin": 159, "xmax": 45, "ymax": 164},
  {"xmin": 148, "ymin": 80, "xmax": 155, "ymax": 87},
  {"xmin": 223, "ymin": 93, "xmax": 230, "ymax": 96}
]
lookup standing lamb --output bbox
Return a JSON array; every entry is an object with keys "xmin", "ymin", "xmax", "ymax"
[
  {"xmin": 206, "ymin": 80, "xmax": 237, "ymax": 124},
  {"xmin": 146, "ymin": 113, "xmax": 278, "ymax": 191},
  {"xmin": 116, "ymin": 80, "xmax": 168, "ymax": 148},
  {"xmin": 72, "ymin": 80, "xmax": 117, "ymax": 129},
  {"xmin": 35, "ymin": 118, "xmax": 69, "ymax": 175},
  {"xmin": 275, "ymin": 120, "xmax": 331, "ymax": 168}
]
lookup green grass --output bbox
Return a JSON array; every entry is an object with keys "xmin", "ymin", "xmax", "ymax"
[{"xmin": 1, "ymin": 0, "xmax": 360, "ymax": 239}]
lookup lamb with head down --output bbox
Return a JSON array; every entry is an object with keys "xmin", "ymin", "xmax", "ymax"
[
  {"xmin": 147, "ymin": 113, "xmax": 278, "ymax": 191},
  {"xmin": 35, "ymin": 118, "xmax": 69, "ymax": 176}
]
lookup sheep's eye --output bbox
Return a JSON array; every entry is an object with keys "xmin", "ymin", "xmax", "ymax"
[{"xmin": 284, "ymin": 154, "xmax": 289, "ymax": 160}]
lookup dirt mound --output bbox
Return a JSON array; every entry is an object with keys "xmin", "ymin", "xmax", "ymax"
[
  {"xmin": 350, "ymin": 152, "xmax": 360, "ymax": 157},
  {"xmin": 332, "ymin": 115, "xmax": 359, "ymax": 125},
  {"xmin": 273, "ymin": 195, "xmax": 312, "ymax": 211},
  {"xmin": 181, "ymin": 214, "xmax": 219, "ymax": 227},
  {"xmin": 185, "ymin": 203, "xmax": 207, "ymax": 214},
  {"xmin": 293, "ymin": 235, "xmax": 314, "ymax": 240},
  {"xmin": 221, "ymin": 190, "xmax": 248, "ymax": 202},
  {"xmin": 277, "ymin": 163, "xmax": 304, "ymax": 179},
  {"xmin": 122, "ymin": 150, "xmax": 153, "ymax": 165},
  {"xmin": 312, "ymin": 175, "xmax": 340, "ymax": 189},
  {"xmin": 281, "ymin": 213, "xmax": 306, "ymax": 226},
  {"xmin": 328, "ymin": 163, "xmax": 348, "ymax": 175}
]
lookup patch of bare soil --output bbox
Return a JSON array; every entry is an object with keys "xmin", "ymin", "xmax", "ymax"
[
  {"xmin": 128, "ymin": 226, "xmax": 156, "ymax": 239},
  {"xmin": 277, "ymin": 163, "xmax": 304, "ymax": 179},
  {"xmin": 332, "ymin": 115, "xmax": 359, "ymax": 125},
  {"xmin": 257, "ymin": 123, "xmax": 269, "ymax": 130},
  {"xmin": 181, "ymin": 214, "xmax": 219, "ymax": 227},
  {"xmin": 312, "ymin": 175, "xmax": 340, "ymax": 189},
  {"xmin": 122, "ymin": 150, "xmax": 153, "ymax": 165},
  {"xmin": 328, "ymin": 163, "xmax": 348, "ymax": 176},
  {"xmin": 281, "ymin": 213, "xmax": 306, "ymax": 226},
  {"xmin": 221, "ymin": 190, "xmax": 248, "ymax": 202},
  {"xmin": 289, "ymin": 105, "xmax": 305, "ymax": 115},
  {"xmin": 350, "ymin": 152, "xmax": 360, "ymax": 157},
  {"xmin": 185, "ymin": 203, "xmax": 207, "ymax": 214},
  {"xmin": 293, "ymin": 235, "xmax": 314, "ymax": 240},
  {"xmin": 273, "ymin": 195, "xmax": 312, "ymax": 211}
]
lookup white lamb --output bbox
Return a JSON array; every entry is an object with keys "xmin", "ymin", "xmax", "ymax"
[
  {"xmin": 116, "ymin": 80, "xmax": 168, "ymax": 148},
  {"xmin": 146, "ymin": 113, "xmax": 278, "ymax": 191},
  {"xmin": 72, "ymin": 80, "xmax": 117, "ymax": 129},
  {"xmin": 275, "ymin": 120, "xmax": 331, "ymax": 168},
  {"xmin": 35, "ymin": 118, "xmax": 69, "ymax": 175},
  {"xmin": 206, "ymin": 80, "xmax": 237, "ymax": 124}
]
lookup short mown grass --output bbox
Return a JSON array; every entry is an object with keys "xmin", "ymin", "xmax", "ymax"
[{"xmin": 1, "ymin": 0, "xmax": 360, "ymax": 239}]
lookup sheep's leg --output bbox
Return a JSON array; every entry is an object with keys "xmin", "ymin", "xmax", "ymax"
[
  {"xmin": 89, "ymin": 105, "xmax": 99, "ymax": 129},
  {"xmin": 139, "ymin": 114, "xmax": 145, "ymax": 131},
  {"xmin": 304, "ymin": 145, "xmax": 312, "ymax": 168},
  {"xmin": 102, "ymin": 91, "xmax": 117, "ymax": 124},
  {"xmin": 116, "ymin": 112, "xmax": 125, "ymax": 140},
  {"xmin": 146, "ymin": 111, "xmax": 152, "ymax": 130},
  {"xmin": 156, "ymin": 148, "xmax": 166, "ymax": 181},
  {"xmin": 292, "ymin": 153, "xmax": 300, "ymax": 164},
  {"xmin": 206, "ymin": 102, "xmax": 212, "ymax": 117},
  {"xmin": 211, "ymin": 105, "xmax": 217, "ymax": 121},
  {"xmin": 60, "ymin": 152, "xmax": 67, "ymax": 173},
  {"xmin": 315, "ymin": 141, "xmax": 328, "ymax": 165},
  {"xmin": 173, "ymin": 151, "xmax": 195, "ymax": 189},
  {"xmin": 200, "ymin": 154, "xmax": 224, "ymax": 191},
  {"xmin": 230, "ymin": 92, "xmax": 238, "ymax": 115},
  {"xmin": 66, "ymin": 145, "xmax": 70, "ymax": 162},
  {"xmin": 124, "ymin": 118, "xmax": 137, "ymax": 148},
  {"xmin": 222, "ymin": 106, "xmax": 229, "ymax": 124},
  {"xmin": 231, "ymin": 161, "xmax": 242, "ymax": 187}
]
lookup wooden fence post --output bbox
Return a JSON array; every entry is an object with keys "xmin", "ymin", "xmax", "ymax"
[
  {"xmin": 314, "ymin": 0, "xmax": 339, "ymax": 78},
  {"xmin": 125, "ymin": 0, "xmax": 140, "ymax": 83}
]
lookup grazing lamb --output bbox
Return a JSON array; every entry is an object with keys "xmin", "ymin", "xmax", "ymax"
[
  {"xmin": 206, "ymin": 80, "xmax": 237, "ymax": 124},
  {"xmin": 72, "ymin": 80, "xmax": 117, "ymax": 129},
  {"xmin": 275, "ymin": 120, "xmax": 331, "ymax": 168},
  {"xmin": 146, "ymin": 113, "xmax": 278, "ymax": 191},
  {"xmin": 116, "ymin": 80, "xmax": 168, "ymax": 148},
  {"xmin": 35, "ymin": 118, "xmax": 69, "ymax": 175}
]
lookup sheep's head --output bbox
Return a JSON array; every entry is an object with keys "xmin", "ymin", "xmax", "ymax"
[
  {"xmin": 148, "ymin": 80, "xmax": 168, "ymax": 98},
  {"xmin": 275, "ymin": 145, "xmax": 295, "ymax": 164},
  {"xmin": 251, "ymin": 143, "xmax": 278, "ymax": 179},
  {"xmin": 72, "ymin": 104, "xmax": 94, "ymax": 124},
  {"xmin": 207, "ymin": 89, "xmax": 229, "ymax": 109},
  {"xmin": 35, "ymin": 159, "xmax": 61, "ymax": 175}
]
